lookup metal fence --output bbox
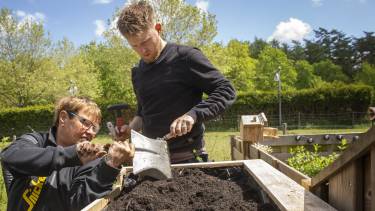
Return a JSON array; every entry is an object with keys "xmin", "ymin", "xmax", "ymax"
[{"xmin": 205, "ymin": 112, "xmax": 373, "ymax": 131}]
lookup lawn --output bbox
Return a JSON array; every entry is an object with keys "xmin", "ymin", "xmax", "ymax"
[{"xmin": 0, "ymin": 126, "xmax": 371, "ymax": 209}]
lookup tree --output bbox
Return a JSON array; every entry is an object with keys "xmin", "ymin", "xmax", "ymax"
[
  {"xmin": 313, "ymin": 60, "xmax": 350, "ymax": 83},
  {"xmin": 80, "ymin": 42, "xmax": 138, "ymax": 104},
  {"xmin": 306, "ymin": 28, "xmax": 355, "ymax": 78},
  {"xmin": 249, "ymin": 37, "xmax": 269, "ymax": 59},
  {"xmin": 294, "ymin": 60, "xmax": 323, "ymax": 89},
  {"xmin": 114, "ymin": 0, "xmax": 217, "ymax": 48},
  {"xmin": 255, "ymin": 46, "xmax": 297, "ymax": 91},
  {"xmin": 0, "ymin": 8, "xmax": 56, "ymax": 107},
  {"xmin": 287, "ymin": 41, "xmax": 306, "ymax": 61},
  {"xmin": 354, "ymin": 62, "xmax": 375, "ymax": 88},
  {"xmin": 354, "ymin": 32, "xmax": 375, "ymax": 66}
]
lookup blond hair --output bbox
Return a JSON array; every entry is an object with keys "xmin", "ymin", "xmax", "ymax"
[
  {"xmin": 117, "ymin": 0, "xmax": 155, "ymax": 36},
  {"xmin": 53, "ymin": 96, "xmax": 101, "ymax": 127}
]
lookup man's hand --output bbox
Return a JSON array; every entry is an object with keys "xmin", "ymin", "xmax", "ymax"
[
  {"xmin": 77, "ymin": 141, "xmax": 106, "ymax": 165},
  {"xmin": 169, "ymin": 114, "xmax": 195, "ymax": 138},
  {"xmin": 105, "ymin": 141, "xmax": 135, "ymax": 169}
]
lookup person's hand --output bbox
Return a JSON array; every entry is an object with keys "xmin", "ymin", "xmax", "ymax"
[
  {"xmin": 105, "ymin": 141, "xmax": 135, "ymax": 169},
  {"xmin": 169, "ymin": 114, "xmax": 195, "ymax": 138},
  {"xmin": 77, "ymin": 141, "xmax": 106, "ymax": 165}
]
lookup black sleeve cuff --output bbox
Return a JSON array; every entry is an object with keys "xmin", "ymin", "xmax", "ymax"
[
  {"xmin": 97, "ymin": 157, "xmax": 121, "ymax": 184},
  {"xmin": 63, "ymin": 145, "xmax": 81, "ymax": 166}
]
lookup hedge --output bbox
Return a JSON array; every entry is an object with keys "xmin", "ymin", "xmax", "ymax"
[{"xmin": 0, "ymin": 85, "xmax": 373, "ymax": 137}]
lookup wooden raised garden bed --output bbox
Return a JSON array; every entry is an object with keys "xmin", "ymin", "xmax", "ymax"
[{"xmin": 82, "ymin": 160, "xmax": 334, "ymax": 211}]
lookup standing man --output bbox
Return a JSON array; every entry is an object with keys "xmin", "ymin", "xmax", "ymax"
[
  {"xmin": 116, "ymin": 1, "xmax": 236, "ymax": 163},
  {"xmin": 1, "ymin": 96, "xmax": 135, "ymax": 211}
]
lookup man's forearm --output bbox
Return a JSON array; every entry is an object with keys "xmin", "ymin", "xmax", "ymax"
[{"xmin": 129, "ymin": 116, "xmax": 143, "ymax": 131}]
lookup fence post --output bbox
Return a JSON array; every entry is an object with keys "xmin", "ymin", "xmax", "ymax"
[
  {"xmin": 352, "ymin": 112, "xmax": 355, "ymax": 128},
  {"xmin": 282, "ymin": 123, "xmax": 287, "ymax": 135}
]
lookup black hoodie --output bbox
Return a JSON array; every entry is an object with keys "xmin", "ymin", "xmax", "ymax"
[{"xmin": 0, "ymin": 127, "xmax": 119, "ymax": 211}]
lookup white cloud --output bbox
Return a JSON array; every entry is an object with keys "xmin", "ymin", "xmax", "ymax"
[
  {"xmin": 312, "ymin": 0, "xmax": 323, "ymax": 7},
  {"xmin": 269, "ymin": 18, "xmax": 312, "ymax": 43},
  {"xmin": 195, "ymin": 0, "xmax": 209, "ymax": 13},
  {"xmin": 15, "ymin": 10, "xmax": 46, "ymax": 24},
  {"xmin": 94, "ymin": 20, "xmax": 106, "ymax": 37},
  {"xmin": 93, "ymin": 0, "xmax": 113, "ymax": 4}
]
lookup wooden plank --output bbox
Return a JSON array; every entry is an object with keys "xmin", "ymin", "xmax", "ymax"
[
  {"xmin": 328, "ymin": 160, "xmax": 363, "ymax": 211},
  {"xmin": 277, "ymin": 161, "xmax": 311, "ymax": 187},
  {"xmin": 81, "ymin": 198, "xmax": 109, "ymax": 211},
  {"xmin": 311, "ymin": 127, "xmax": 375, "ymax": 188},
  {"xmin": 363, "ymin": 154, "xmax": 371, "ymax": 211},
  {"xmin": 371, "ymin": 146, "xmax": 375, "ymax": 211},
  {"xmin": 249, "ymin": 144, "xmax": 260, "ymax": 159},
  {"xmin": 259, "ymin": 149, "xmax": 278, "ymax": 168},
  {"xmin": 243, "ymin": 159, "xmax": 336, "ymax": 211},
  {"xmin": 232, "ymin": 147, "xmax": 244, "ymax": 160},
  {"xmin": 262, "ymin": 133, "xmax": 361, "ymax": 147}
]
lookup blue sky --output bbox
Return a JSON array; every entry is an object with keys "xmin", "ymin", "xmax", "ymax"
[{"xmin": 1, "ymin": 0, "xmax": 374, "ymax": 47}]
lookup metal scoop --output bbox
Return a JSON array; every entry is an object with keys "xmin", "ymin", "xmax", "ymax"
[{"xmin": 131, "ymin": 130, "xmax": 172, "ymax": 180}]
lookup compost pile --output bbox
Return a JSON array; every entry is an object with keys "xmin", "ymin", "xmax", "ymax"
[{"xmin": 106, "ymin": 167, "xmax": 278, "ymax": 211}]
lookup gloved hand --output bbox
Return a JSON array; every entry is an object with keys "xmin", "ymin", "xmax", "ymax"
[
  {"xmin": 76, "ymin": 141, "xmax": 107, "ymax": 165},
  {"xmin": 105, "ymin": 141, "xmax": 135, "ymax": 168}
]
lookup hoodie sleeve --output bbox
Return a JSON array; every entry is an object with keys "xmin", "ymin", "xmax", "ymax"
[
  {"xmin": 185, "ymin": 48, "xmax": 236, "ymax": 123},
  {"xmin": 59, "ymin": 158, "xmax": 120, "ymax": 211},
  {"xmin": 0, "ymin": 133, "xmax": 81, "ymax": 177}
]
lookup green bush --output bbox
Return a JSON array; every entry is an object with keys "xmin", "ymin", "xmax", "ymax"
[
  {"xmin": 0, "ymin": 101, "xmax": 137, "ymax": 137},
  {"xmin": 287, "ymin": 145, "xmax": 338, "ymax": 177}
]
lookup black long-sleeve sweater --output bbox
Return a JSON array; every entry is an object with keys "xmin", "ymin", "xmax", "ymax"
[{"xmin": 132, "ymin": 43, "xmax": 236, "ymax": 152}]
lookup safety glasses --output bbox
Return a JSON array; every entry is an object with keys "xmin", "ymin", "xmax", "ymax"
[{"xmin": 67, "ymin": 111, "xmax": 100, "ymax": 134}]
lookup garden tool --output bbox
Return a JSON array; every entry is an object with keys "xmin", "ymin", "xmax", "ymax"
[
  {"xmin": 107, "ymin": 103, "xmax": 129, "ymax": 137},
  {"xmin": 106, "ymin": 123, "xmax": 172, "ymax": 180},
  {"xmin": 130, "ymin": 130, "xmax": 172, "ymax": 180}
]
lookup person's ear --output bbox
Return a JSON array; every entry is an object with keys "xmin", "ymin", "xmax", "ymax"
[
  {"xmin": 155, "ymin": 23, "xmax": 162, "ymax": 33},
  {"xmin": 59, "ymin": 110, "xmax": 69, "ymax": 126}
]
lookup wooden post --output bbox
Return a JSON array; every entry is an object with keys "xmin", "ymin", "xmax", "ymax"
[
  {"xmin": 371, "ymin": 145, "xmax": 375, "ymax": 211},
  {"xmin": 239, "ymin": 115, "xmax": 263, "ymax": 143}
]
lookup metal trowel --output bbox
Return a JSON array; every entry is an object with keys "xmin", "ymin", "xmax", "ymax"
[
  {"xmin": 106, "ymin": 122, "xmax": 172, "ymax": 180},
  {"xmin": 130, "ymin": 130, "xmax": 172, "ymax": 180}
]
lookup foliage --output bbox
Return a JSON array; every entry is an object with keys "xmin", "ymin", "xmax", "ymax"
[
  {"xmin": 252, "ymin": 143, "xmax": 273, "ymax": 154},
  {"xmin": 313, "ymin": 60, "xmax": 350, "ymax": 83},
  {"xmin": 354, "ymin": 32, "xmax": 375, "ymax": 66},
  {"xmin": 287, "ymin": 145, "xmax": 338, "ymax": 177},
  {"xmin": 148, "ymin": 0, "xmax": 217, "ymax": 47},
  {"xmin": 0, "ymin": 9, "xmax": 102, "ymax": 107},
  {"xmin": 80, "ymin": 42, "xmax": 138, "ymax": 104},
  {"xmin": 355, "ymin": 62, "xmax": 375, "ymax": 88},
  {"xmin": 0, "ymin": 8, "xmax": 55, "ymax": 106},
  {"xmin": 294, "ymin": 60, "xmax": 323, "ymax": 89},
  {"xmin": 203, "ymin": 40, "xmax": 257, "ymax": 92},
  {"xmin": 254, "ymin": 46, "xmax": 297, "ymax": 91},
  {"xmin": 230, "ymin": 84, "xmax": 372, "ymax": 116}
]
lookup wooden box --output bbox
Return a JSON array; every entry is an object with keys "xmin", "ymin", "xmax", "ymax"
[{"xmin": 240, "ymin": 115, "xmax": 264, "ymax": 143}]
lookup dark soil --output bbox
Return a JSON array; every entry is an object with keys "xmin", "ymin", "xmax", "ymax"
[{"xmin": 105, "ymin": 167, "xmax": 279, "ymax": 211}]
